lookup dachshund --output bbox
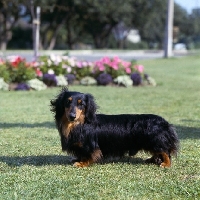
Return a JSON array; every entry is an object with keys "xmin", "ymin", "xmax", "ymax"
[{"xmin": 50, "ymin": 88, "xmax": 179, "ymax": 168}]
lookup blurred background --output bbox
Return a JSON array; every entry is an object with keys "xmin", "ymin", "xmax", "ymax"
[{"xmin": 0, "ymin": 0, "xmax": 200, "ymax": 51}]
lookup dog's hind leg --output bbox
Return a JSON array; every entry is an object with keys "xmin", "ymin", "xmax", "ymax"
[
  {"xmin": 145, "ymin": 154, "xmax": 162, "ymax": 165},
  {"xmin": 145, "ymin": 152, "xmax": 171, "ymax": 167},
  {"xmin": 159, "ymin": 152, "xmax": 171, "ymax": 168}
]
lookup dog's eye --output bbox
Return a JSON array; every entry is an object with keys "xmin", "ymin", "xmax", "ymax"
[
  {"xmin": 65, "ymin": 99, "xmax": 71, "ymax": 107},
  {"xmin": 78, "ymin": 101, "xmax": 85, "ymax": 107},
  {"xmin": 78, "ymin": 100, "xmax": 83, "ymax": 105}
]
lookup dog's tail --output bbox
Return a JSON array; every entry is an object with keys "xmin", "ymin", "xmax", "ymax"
[{"xmin": 167, "ymin": 124, "xmax": 179, "ymax": 156}]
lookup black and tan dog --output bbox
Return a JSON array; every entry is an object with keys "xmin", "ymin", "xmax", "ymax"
[{"xmin": 50, "ymin": 88, "xmax": 179, "ymax": 168}]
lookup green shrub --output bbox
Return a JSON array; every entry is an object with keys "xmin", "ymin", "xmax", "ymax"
[
  {"xmin": 7, "ymin": 61, "xmax": 36, "ymax": 83},
  {"xmin": 0, "ymin": 64, "xmax": 10, "ymax": 82}
]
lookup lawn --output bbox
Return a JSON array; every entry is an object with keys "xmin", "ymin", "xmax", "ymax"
[{"xmin": 0, "ymin": 55, "xmax": 200, "ymax": 200}]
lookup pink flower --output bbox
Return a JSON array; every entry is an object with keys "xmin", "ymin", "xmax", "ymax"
[
  {"xmin": 82, "ymin": 61, "xmax": 88, "ymax": 67},
  {"xmin": 102, "ymin": 57, "xmax": 110, "ymax": 65},
  {"xmin": 125, "ymin": 67, "xmax": 131, "ymax": 74},
  {"xmin": 7, "ymin": 56, "xmax": 25, "ymax": 67},
  {"xmin": 111, "ymin": 63, "xmax": 118, "ymax": 70},
  {"xmin": 36, "ymin": 68, "xmax": 43, "ymax": 77},
  {"xmin": 121, "ymin": 61, "xmax": 131, "ymax": 68},
  {"xmin": 134, "ymin": 65, "xmax": 144, "ymax": 73},
  {"xmin": 99, "ymin": 66, "xmax": 105, "ymax": 71},
  {"xmin": 0, "ymin": 58, "xmax": 4, "ymax": 64},
  {"xmin": 28, "ymin": 61, "xmax": 39, "ymax": 67},
  {"xmin": 88, "ymin": 62, "xmax": 94, "ymax": 67},
  {"xmin": 113, "ymin": 56, "xmax": 121, "ymax": 64},
  {"xmin": 109, "ymin": 59, "xmax": 119, "ymax": 70},
  {"xmin": 76, "ymin": 61, "xmax": 82, "ymax": 68}
]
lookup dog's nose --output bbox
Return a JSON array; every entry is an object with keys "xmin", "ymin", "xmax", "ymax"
[{"xmin": 69, "ymin": 113, "xmax": 76, "ymax": 121}]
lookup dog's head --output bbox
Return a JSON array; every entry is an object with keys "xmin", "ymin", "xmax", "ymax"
[{"xmin": 50, "ymin": 88, "xmax": 97, "ymax": 125}]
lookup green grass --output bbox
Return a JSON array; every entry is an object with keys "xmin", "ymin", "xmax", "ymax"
[{"xmin": 0, "ymin": 55, "xmax": 200, "ymax": 200}]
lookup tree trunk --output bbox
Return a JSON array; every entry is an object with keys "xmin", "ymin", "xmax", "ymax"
[
  {"xmin": 47, "ymin": 35, "xmax": 57, "ymax": 50},
  {"xmin": 0, "ymin": 41, "xmax": 7, "ymax": 51}
]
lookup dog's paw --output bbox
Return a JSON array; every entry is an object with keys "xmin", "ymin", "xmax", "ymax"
[
  {"xmin": 73, "ymin": 161, "xmax": 89, "ymax": 168},
  {"xmin": 160, "ymin": 162, "xmax": 171, "ymax": 168},
  {"xmin": 145, "ymin": 157, "xmax": 160, "ymax": 165}
]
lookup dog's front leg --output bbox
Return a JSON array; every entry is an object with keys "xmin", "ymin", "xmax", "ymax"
[{"xmin": 73, "ymin": 149, "xmax": 102, "ymax": 168}]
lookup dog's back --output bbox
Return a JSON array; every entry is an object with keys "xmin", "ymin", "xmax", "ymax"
[{"xmin": 93, "ymin": 114, "xmax": 179, "ymax": 159}]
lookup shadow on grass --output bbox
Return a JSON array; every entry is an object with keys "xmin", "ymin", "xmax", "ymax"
[
  {"xmin": 175, "ymin": 124, "xmax": 200, "ymax": 140},
  {"xmin": 100, "ymin": 157, "xmax": 145, "ymax": 166},
  {"xmin": 0, "ymin": 155, "xmax": 71, "ymax": 167},
  {"xmin": 0, "ymin": 155, "xmax": 145, "ymax": 167},
  {"xmin": 0, "ymin": 122, "xmax": 55, "ymax": 129}
]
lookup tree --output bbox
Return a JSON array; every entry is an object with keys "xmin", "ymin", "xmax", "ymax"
[
  {"xmin": 75, "ymin": 0, "xmax": 133, "ymax": 48},
  {"xmin": 0, "ymin": 0, "xmax": 26, "ymax": 50},
  {"xmin": 130, "ymin": 0, "xmax": 168, "ymax": 48},
  {"xmin": 2, "ymin": 0, "xmax": 191, "ymax": 50}
]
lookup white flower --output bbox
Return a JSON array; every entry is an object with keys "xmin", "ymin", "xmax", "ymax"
[
  {"xmin": 114, "ymin": 75, "xmax": 133, "ymax": 87},
  {"xmin": 27, "ymin": 79, "xmax": 47, "ymax": 91},
  {"xmin": 0, "ymin": 78, "xmax": 9, "ymax": 90},
  {"xmin": 56, "ymin": 56, "xmax": 62, "ymax": 63},
  {"xmin": 67, "ymin": 67, "xmax": 72, "ymax": 73},
  {"xmin": 69, "ymin": 58, "xmax": 75, "ymax": 67},
  {"xmin": 50, "ymin": 54, "xmax": 56, "ymax": 62},
  {"xmin": 48, "ymin": 69, "xmax": 55, "ymax": 74},
  {"xmin": 62, "ymin": 64, "xmax": 68, "ymax": 69},
  {"xmin": 62, "ymin": 56, "xmax": 69, "ymax": 61},
  {"xmin": 47, "ymin": 59, "xmax": 52, "ymax": 66},
  {"xmin": 56, "ymin": 75, "xmax": 68, "ymax": 86}
]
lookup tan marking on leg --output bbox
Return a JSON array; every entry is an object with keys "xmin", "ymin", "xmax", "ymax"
[
  {"xmin": 73, "ymin": 149, "xmax": 102, "ymax": 168},
  {"xmin": 73, "ymin": 160, "xmax": 93, "ymax": 168},
  {"xmin": 160, "ymin": 152, "xmax": 171, "ymax": 168}
]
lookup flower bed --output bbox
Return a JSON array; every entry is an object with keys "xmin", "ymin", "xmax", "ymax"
[{"xmin": 0, "ymin": 55, "xmax": 156, "ymax": 91}]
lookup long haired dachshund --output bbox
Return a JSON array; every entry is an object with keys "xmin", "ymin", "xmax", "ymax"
[{"xmin": 50, "ymin": 88, "xmax": 179, "ymax": 168}]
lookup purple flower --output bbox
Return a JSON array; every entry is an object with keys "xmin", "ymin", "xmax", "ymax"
[
  {"xmin": 130, "ymin": 72, "xmax": 142, "ymax": 86},
  {"xmin": 15, "ymin": 83, "xmax": 30, "ymax": 91},
  {"xmin": 43, "ymin": 73, "xmax": 57, "ymax": 86},
  {"xmin": 96, "ymin": 73, "xmax": 113, "ymax": 86},
  {"xmin": 65, "ymin": 74, "xmax": 76, "ymax": 85}
]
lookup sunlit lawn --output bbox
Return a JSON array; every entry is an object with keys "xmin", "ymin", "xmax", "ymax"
[{"xmin": 0, "ymin": 55, "xmax": 200, "ymax": 199}]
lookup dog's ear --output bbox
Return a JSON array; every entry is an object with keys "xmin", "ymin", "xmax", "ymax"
[
  {"xmin": 85, "ymin": 93, "xmax": 97, "ymax": 123},
  {"xmin": 50, "ymin": 89, "xmax": 67, "ymax": 126}
]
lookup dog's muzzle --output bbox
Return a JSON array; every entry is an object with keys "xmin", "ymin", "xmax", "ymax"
[{"xmin": 69, "ymin": 113, "xmax": 76, "ymax": 121}]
